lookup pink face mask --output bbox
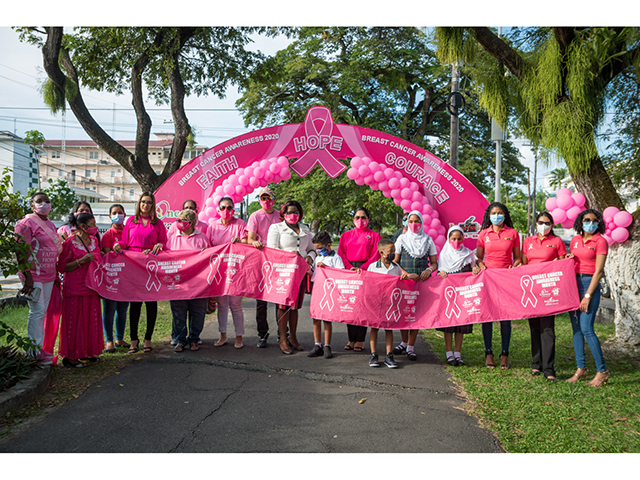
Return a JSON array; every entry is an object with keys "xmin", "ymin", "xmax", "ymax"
[
  {"xmin": 354, "ymin": 218, "xmax": 369, "ymax": 230},
  {"xmin": 408, "ymin": 222, "xmax": 422, "ymax": 234},
  {"xmin": 219, "ymin": 207, "xmax": 234, "ymax": 220},
  {"xmin": 284, "ymin": 213, "xmax": 300, "ymax": 225},
  {"xmin": 449, "ymin": 240, "xmax": 464, "ymax": 250},
  {"xmin": 176, "ymin": 220, "xmax": 191, "ymax": 232},
  {"xmin": 260, "ymin": 198, "xmax": 275, "ymax": 210},
  {"xmin": 84, "ymin": 226, "xmax": 99, "ymax": 236},
  {"xmin": 33, "ymin": 202, "xmax": 51, "ymax": 216}
]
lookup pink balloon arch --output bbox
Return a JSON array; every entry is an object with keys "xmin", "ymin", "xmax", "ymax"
[{"xmin": 154, "ymin": 106, "xmax": 490, "ymax": 253}]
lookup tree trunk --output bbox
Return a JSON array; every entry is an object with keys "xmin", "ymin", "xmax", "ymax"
[{"xmin": 310, "ymin": 219, "xmax": 321, "ymax": 234}]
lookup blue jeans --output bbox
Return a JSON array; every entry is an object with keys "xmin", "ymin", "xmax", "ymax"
[
  {"xmin": 570, "ymin": 276, "xmax": 606, "ymax": 372},
  {"xmin": 482, "ymin": 320, "xmax": 512, "ymax": 354},
  {"xmin": 170, "ymin": 298, "xmax": 207, "ymax": 345},
  {"xmin": 102, "ymin": 298, "xmax": 129, "ymax": 343}
]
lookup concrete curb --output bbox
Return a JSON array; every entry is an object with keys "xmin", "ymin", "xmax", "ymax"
[{"xmin": 0, "ymin": 365, "xmax": 51, "ymax": 418}]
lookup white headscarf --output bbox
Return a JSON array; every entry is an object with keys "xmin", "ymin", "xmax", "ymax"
[
  {"xmin": 438, "ymin": 225, "xmax": 476, "ymax": 273},
  {"xmin": 396, "ymin": 210, "xmax": 432, "ymax": 258}
]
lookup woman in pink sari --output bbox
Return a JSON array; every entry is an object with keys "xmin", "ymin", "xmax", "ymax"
[{"xmin": 56, "ymin": 212, "xmax": 104, "ymax": 367}]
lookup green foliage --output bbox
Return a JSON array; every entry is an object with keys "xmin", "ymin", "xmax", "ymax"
[
  {"xmin": 0, "ymin": 344, "xmax": 39, "ymax": 392},
  {"xmin": 25, "ymin": 178, "xmax": 79, "ymax": 221},
  {"xmin": 548, "ymin": 167, "xmax": 569, "ymax": 190},
  {"xmin": 23, "ymin": 130, "xmax": 45, "ymax": 147},
  {"xmin": 247, "ymin": 200, "xmax": 261, "ymax": 217}
]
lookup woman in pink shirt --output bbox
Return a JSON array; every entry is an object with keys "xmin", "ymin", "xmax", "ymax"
[
  {"xmin": 521, "ymin": 212, "xmax": 566, "ymax": 382},
  {"xmin": 56, "ymin": 212, "xmax": 103, "ymax": 367},
  {"xmin": 475, "ymin": 202, "xmax": 522, "ymax": 369},
  {"xmin": 113, "ymin": 192, "xmax": 168, "ymax": 354},
  {"xmin": 167, "ymin": 199, "xmax": 209, "ymax": 238},
  {"xmin": 337, "ymin": 207, "xmax": 381, "ymax": 352}
]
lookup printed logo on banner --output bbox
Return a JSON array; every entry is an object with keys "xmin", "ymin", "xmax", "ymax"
[
  {"xmin": 386, "ymin": 288, "xmax": 402, "ymax": 322},
  {"xmin": 93, "ymin": 263, "xmax": 104, "ymax": 287},
  {"xmin": 319, "ymin": 278, "xmax": 337, "ymax": 311},
  {"xmin": 444, "ymin": 286, "xmax": 461, "ymax": 319},
  {"xmin": 520, "ymin": 275, "xmax": 538, "ymax": 308},
  {"xmin": 146, "ymin": 260, "xmax": 161, "ymax": 292},
  {"xmin": 207, "ymin": 254, "xmax": 222, "ymax": 285},
  {"xmin": 259, "ymin": 261, "xmax": 273, "ymax": 293}
]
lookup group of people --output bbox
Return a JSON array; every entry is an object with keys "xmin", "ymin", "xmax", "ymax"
[{"xmin": 16, "ymin": 189, "xmax": 610, "ymax": 386}]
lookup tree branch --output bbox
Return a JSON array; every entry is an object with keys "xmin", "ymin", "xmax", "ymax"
[{"xmin": 469, "ymin": 27, "xmax": 528, "ymax": 80}]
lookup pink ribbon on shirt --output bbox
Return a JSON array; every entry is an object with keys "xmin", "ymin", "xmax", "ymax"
[
  {"xmin": 145, "ymin": 260, "xmax": 161, "ymax": 292},
  {"xmin": 444, "ymin": 286, "xmax": 461, "ymax": 319},
  {"xmin": 319, "ymin": 278, "xmax": 336, "ymax": 311},
  {"xmin": 93, "ymin": 263, "xmax": 104, "ymax": 287},
  {"xmin": 386, "ymin": 288, "xmax": 402, "ymax": 322},
  {"xmin": 289, "ymin": 107, "xmax": 347, "ymax": 179},
  {"xmin": 207, "ymin": 253, "xmax": 222, "ymax": 285},
  {"xmin": 258, "ymin": 261, "xmax": 273, "ymax": 293},
  {"xmin": 520, "ymin": 275, "xmax": 538, "ymax": 308}
]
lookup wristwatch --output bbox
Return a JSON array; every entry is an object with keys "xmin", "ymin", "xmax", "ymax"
[{"xmin": 585, "ymin": 293, "xmax": 591, "ymax": 299}]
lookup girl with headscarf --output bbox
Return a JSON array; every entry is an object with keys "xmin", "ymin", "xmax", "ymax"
[
  {"xmin": 436, "ymin": 226, "xmax": 478, "ymax": 366},
  {"xmin": 392, "ymin": 210, "xmax": 438, "ymax": 361}
]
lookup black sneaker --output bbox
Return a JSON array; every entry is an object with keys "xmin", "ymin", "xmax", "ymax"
[
  {"xmin": 369, "ymin": 353, "xmax": 380, "ymax": 367},
  {"xmin": 307, "ymin": 344, "xmax": 324, "ymax": 357},
  {"xmin": 455, "ymin": 357, "xmax": 465, "ymax": 366},
  {"xmin": 446, "ymin": 356, "xmax": 459, "ymax": 366},
  {"xmin": 392, "ymin": 343, "xmax": 407, "ymax": 355},
  {"xmin": 323, "ymin": 345, "xmax": 333, "ymax": 359},
  {"xmin": 257, "ymin": 333, "xmax": 269, "ymax": 348},
  {"xmin": 384, "ymin": 354, "xmax": 398, "ymax": 368},
  {"xmin": 406, "ymin": 350, "xmax": 417, "ymax": 361}
]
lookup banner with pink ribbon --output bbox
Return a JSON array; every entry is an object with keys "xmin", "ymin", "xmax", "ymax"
[
  {"xmin": 309, "ymin": 259, "xmax": 581, "ymax": 330},
  {"xmin": 87, "ymin": 243, "xmax": 308, "ymax": 305}
]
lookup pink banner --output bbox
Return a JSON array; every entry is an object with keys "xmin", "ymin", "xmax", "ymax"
[
  {"xmin": 309, "ymin": 259, "xmax": 581, "ymax": 330},
  {"xmin": 87, "ymin": 243, "xmax": 308, "ymax": 305}
]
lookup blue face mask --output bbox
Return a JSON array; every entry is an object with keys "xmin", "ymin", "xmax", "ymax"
[
  {"xmin": 318, "ymin": 247, "xmax": 330, "ymax": 256},
  {"xmin": 111, "ymin": 213, "xmax": 125, "ymax": 225},
  {"xmin": 490, "ymin": 214, "xmax": 505, "ymax": 226},
  {"xmin": 583, "ymin": 222, "xmax": 598, "ymax": 234},
  {"xmin": 402, "ymin": 218, "xmax": 408, "ymax": 227}
]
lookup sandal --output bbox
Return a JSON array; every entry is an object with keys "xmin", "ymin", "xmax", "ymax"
[
  {"xmin": 115, "ymin": 340, "xmax": 131, "ymax": 349},
  {"xmin": 353, "ymin": 346, "xmax": 364, "ymax": 352},
  {"xmin": 128, "ymin": 341, "xmax": 139, "ymax": 354},
  {"xmin": 143, "ymin": 345, "xmax": 153, "ymax": 353},
  {"xmin": 485, "ymin": 349, "xmax": 496, "ymax": 369},
  {"xmin": 344, "ymin": 344, "xmax": 354, "ymax": 351},
  {"xmin": 499, "ymin": 351, "xmax": 510, "ymax": 370},
  {"xmin": 174, "ymin": 343, "xmax": 185, "ymax": 352},
  {"xmin": 190, "ymin": 342, "xmax": 200, "ymax": 351}
]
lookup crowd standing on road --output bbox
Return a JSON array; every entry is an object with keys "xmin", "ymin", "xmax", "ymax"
[{"xmin": 15, "ymin": 190, "xmax": 610, "ymax": 386}]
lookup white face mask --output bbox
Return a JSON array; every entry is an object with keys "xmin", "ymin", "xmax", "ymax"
[{"xmin": 537, "ymin": 224, "xmax": 551, "ymax": 236}]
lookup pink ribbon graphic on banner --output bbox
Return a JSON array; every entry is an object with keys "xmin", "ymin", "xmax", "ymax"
[
  {"xmin": 258, "ymin": 261, "xmax": 273, "ymax": 293},
  {"xmin": 93, "ymin": 263, "xmax": 104, "ymax": 287},
  {"xmin": 444, "ymin": 286, "xmax": 461, "ymax": 319},
  {"xmin": 207, "ymin": 253, "xmax": 222, "ymax": 285},
  {"xmin": 520, "ymin": 275, "xmax": 538, "ymax": 308},
  {"xmin": 289, "ymin": 107, "xmax": 347, "ymax": 178},
  {"xmin": 386, "ymin": 288, "xmax": 402, "ymax": 322},
  {"xmin": 319, "ymin": 278, "xmax": 337, "ymax": 311},
  {"xmin": 145, "ymin": 260, "xmax": 161, "ymax": 292}
]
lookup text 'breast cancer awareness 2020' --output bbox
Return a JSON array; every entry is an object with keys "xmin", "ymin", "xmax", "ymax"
[
  {"xmin": 145, "ymin": 260, "xmax": 161, "ymax": 292},
  {"xmin": 207, "ymin": 253, "xmax": 222, "ymax": 285},
  {"xmin": 258, "ymin": 261, "xmax": 273, "ymax": 293},
  {"xmin": 520, "ymin": 275, "xmax": 538, "ymax": 308},
  {"xmin": 444, "ymin": 286, "xmax": 462, "ymax": 319},
  {"xmin": 289, "ymin": 107, "xmax": 347, "ymax": 179},
  {"xmin": 386, "ymin": 288, "xmax": 402, "ymax": 322},
  {"xmin": 319, "ymin": 278, "xmax": 337, "ymax": 311}
]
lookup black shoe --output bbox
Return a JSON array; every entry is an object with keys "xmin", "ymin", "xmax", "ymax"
[
  {"xmin": 406, "ymin": 350, "xmax": 417, "ymax": 361},
  {"xmin": 447, "ymin": 356, "xmax": 459, "ymax": 366},
  {"xmin": 307, "ymin": 344, "xmax": 324, "ymax": 357},
  {"xmin": 392, "ymin": 343, "xmax": 407, "ymax": 355},
  {"xmin": 257, "ymin": 333, "xmax": 269, "ymax": 348},
  {"xmin": 369, "ymin": 353, "xmax": 380, "ymax": 367},
  {"xmin": 546, "ymin": 376, "xmax": 557, "ymax": 383},
  {"xmin": 455, "ymin": 357, "xmax": 465, "ymax": 366},
  {"xmin": 531, "ymin": 369, "xmax": 541, "ymax": 376},
  {"xmin": 323, "ymin": 345, "xmax": 333, "ymax": 359},
  {"xmin": 384, "ymin": 354, "xmax": 399, "ymax": 368}
]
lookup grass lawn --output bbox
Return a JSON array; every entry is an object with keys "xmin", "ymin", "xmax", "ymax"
[{"xmin": 422, "ymin": 313, "xmax": 640, "ymax": 453}]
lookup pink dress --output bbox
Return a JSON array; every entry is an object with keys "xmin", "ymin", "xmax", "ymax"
[
  {"xmin": 120, "ymin": 216, "xmax": 169, "ymax": 252},
  {"xmin": 56, "ymin": 235, "xmax": 104, "ymax": 359}
]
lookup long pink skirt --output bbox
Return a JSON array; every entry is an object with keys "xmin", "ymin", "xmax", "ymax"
[{"xmin": 59, "ymin": 293, "xmax": 104, "ymax": 360}]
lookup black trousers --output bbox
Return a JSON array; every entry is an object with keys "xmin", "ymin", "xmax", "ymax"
[
  {"xmin": 256, "ymin": 299, "xmax": 278, "ymax": 338},
  {"xmin": 129, "ymin": 301, "xmax": 158, "ymax": 342},
  {"xmin": 345, "ymin": 261, "xmax": 367, "ymax": 344},
  {"xmin": 529, "ymin": 315, "xmax": 556, "ymax": 377}
]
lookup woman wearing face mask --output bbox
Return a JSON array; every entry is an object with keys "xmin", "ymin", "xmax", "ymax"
[
  {"xmin": 58, "ymin": 201, "xmax": 97, "ymax": 244},
  {"xmin": 267, "ymin": 200, "xmax": 316, "ymax": 354},
  {"xmin": 475, "ymin": 202, "xmax": 522, "ymax": 369},
  {"xmin": 564, "ymin": 209, "xmax": 610, "ymax": 387},
  {"xmin": 206, "ymin": 197, "xmax": 248, "ymax": 349},
  {"xmin": 337, "ymin": 207, "xmax": 381, "ymax": 352},
  {"xmin": 436, "ymin": 226, "xmax": 478, "ymax": 366},
  {"xmin": 100, "ymin": 204, "xmax": 130, "ymax": 353},
  {"xmin": 167, "ymin": 199, "xmax": 209, "ymax": 238},
  {"xmin": 392, "ymin": 210, "xmax": 438, "ymax": 361},
  {"xmin": 56, "ymin": 212, "xmax": 103, "ymax": 367},
  {"xmin": 521, "ymin": 212, "xmax": 566, "ymax": 382},
  {"xmin": 15, "ymin": 192, "xmax": 62, "ymax": 364}
]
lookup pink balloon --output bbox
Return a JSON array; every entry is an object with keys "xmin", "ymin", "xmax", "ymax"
[
  {"xmin": 566, "ymin": 206, "xmax": 582, "ymax": 221},
  {"xmin": 434, "ymin": 235, "xmax": 446, "ymax": 247},
  {"xmin": 355, "ymin": 177, "xmax": 365, "ymax": 186},
  {"xmin": 226, "ymin": 175, "xmax": 238, "ymax": 187},
  {"xmin": 361, "ymin": 156, "xmax": 372, "ymax": 165},
  {"xmin": 378, "ymin": 180, "xmax": 389, "ymax": 191},
  {"xmin": 545, "ymin": 197, "xmax": 557, "ymax": 211},
  {"xmin": 556, "ymin": 194, "xmax": 574, "ymax": 210},
  {"xmin": 280, "ymin": 168, "xmax": 291, "ymax": 181},
  {"xmin": 561, "ymin": 219, "xmax": 574, "ymax": 229},
  {"xmin": 399, "ymin": 177, "xmax": 410, "ymax": 189},
  {"xmin": 373, "ymin": 171, "xmax": 385, "ymax": 182},
  {"xmin": 551, "ymin": 208, "xmax": 567, "ymax": 224},
  {"xmin": 411, "ymin": 201, "xmax": 422, "ymax": 211},
  {"xmin": 368, "ymin": 161, "xmax": 380, "ymax": 173},
  {"xmin": 607, "ymin": 222, "xmax": 616, "ymax": 230},
  {"xmin": 604, "ymin": 216, "xmax": 613, "ymax": 224},
  {"xmin": 611, "ymin": 227, "xmax": 629, "ymax": 243},
  {"xmin": 264, "ymin": 171, "xmax": 274, "ymax": 182},
  {"xmin": 430, "ymin": 218, "xmax": 442, "ymax": 229},
  {"xmin": 364, "ymin": 175, "xmax": 375, "ymax": 184},
  {"xmin": 431, "ymin": 210, "xmax": 439, "ymax": 219},
  {"xmin": 277, "ymin": 156, "xmax": 289, "ymax": 167},
  {"xmin": 235, "ymin": 167, "xmax": 245, "ymax": 177},
  {"xmin": 212, "ymin": 195, "xmax": 222, "ymax": 206},
  {"xmin": 557, "ymin": 188, "xmax": 573, "ymax": 197},
  {"xmin": 384, "ymin": 168, "xmax": 395, "ymax": 179},
  {"xmin": 347, "ymin": 168, "xmax": 359, "ymax": 180},
  {"xmin": 401, "ymin": 188, "xmax": 412, "ymax": 199},
  {"xmin": 388, "ymin": 178, "xmax": 400, "ymax": 189},
  {"xmin": 205, "ymin": 197, "xmax": 214, "ymax": 207},
  {"xmin": 390, "ymin": 189, "xmax": 402, "ymax": 199},
  {"xmin": 603, "ymin": 233, "xmax": 614, "ymax": 246},
  {"xmin": 400, "ymin": 199, "xmax": 413, "ymax": 211},
  {"xmin": 358, "ymin": 165, "xmax": 371, "ymax": 177},
  {"xmin": 237, "ymin": 175, "xmax": 249, "ymax": 186},
  {"xmin": 423, "ymin": 204, "xmax": 433, "ymax": 214},
  {"xmin": 411, "ymin": 191, "xmax": 422, "ymax": 202},
  {"xmin": 205, "ymin": 206, "xmax": 215, "ymax": 217},
  {"xmin": 427, "ymin": 228, "xmax": 438, "ymax": 238},
  {"xmin": 421, "ymin": 214, "xmax": 431, "ymax": 225},
  {"xmin": 223, "ymin": 184, "xmax": 235, "ymax": 196},
  {"xmin": 350, "ymin": 157, "xmax": 363, "ymax": 169},
  {"xmin": 409, "ymin": 182, "xmax": 419, "ymax": 192},
  {"xmin": 382, "ymin": 189, "xmax": 392, "ymax": 198},
  {"xmin": 244, "ymin": 167, "xmax": 254, "ymax": 178},
  {"xmin": 269, "ymin": 163, "xmax": 281, "ymax": 174},
  {"xmin": 369, "ymin": 182, "xmax": 379, "ymax": 191},
  {"xmin": 260, "ymin": 159, "xmax": 270, "ymax": 170},
  {"xmin": 249, "ymin": 177, "xmax": 261, "ymax": 188},
  {"xmin": 198, "ymin": 211, "xmax": 208, "ymax": 222},
  {"xmin": 572, "ymin": 192, "xmax": 586, "ymax": 207},
  {"xmin": 393, "ymin": 197, "xmax": 403, "ymax": 206},
  {"xmin": 603, "ymin": 206, "xmax": 620, "ymax": 219},
  {"xmin": 614, "ymin": 211, "xmax": 633, "ymax": 228},
  {"xmin": 254, "ymin": 167, "xmax": 265, "ymax": 179}
]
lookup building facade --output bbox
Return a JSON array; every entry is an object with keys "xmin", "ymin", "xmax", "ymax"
[{"xmin": 0, "ymin": 131, "xmax": 40, "ymax": 195}]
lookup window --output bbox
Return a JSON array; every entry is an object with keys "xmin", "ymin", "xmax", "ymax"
[
  {"xmin": 50, "ymin": 168, "xmax": 54, "ymax": 173},
  {"xmin": 92, "ymin": 168, "xmax": 96, "ymax": 172},
  {"xmin": 110, "ymin": 170, "xmax": 115, "ymax": 180},
  {"xmin": 129, "ymin": 188, "xmax": 135, "ymax": 200},
  {"xmin": 92, "ymin": 186, "xmax": 96, "ymax": 191},
  {"xmin": 117, "ymin": 168, "xmax": 121, "ymax": 173},
  {"xmin": 70, "ymin": 170, "xmax": 76, "ymax": 182},
  {"xmin": 116, "ymin": 187, "xmax": 120, "ymax": 191},
  {"xmin": 58, "ymin": 169, "xmax": 63, "ymax": 177},
  {"xmin": 89, "ymin": 151, "xmax": 99, "ymax": 159},
  {"xmin": 110, "ymin": 188, "xmax": 115, "ymax": 201},
  {"xmin": 51, "ymin": 151, "xmax": 60, "ymax": 159},
  {"xmin": 85, "ymin": 170, "xmax": 91, "ymax": 178}
]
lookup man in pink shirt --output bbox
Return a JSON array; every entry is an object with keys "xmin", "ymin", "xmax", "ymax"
[{"xmin": 245, "ymin": 187, "xmax": 281, "ymax": 347}]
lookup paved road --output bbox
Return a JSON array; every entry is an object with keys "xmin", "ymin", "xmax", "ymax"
[{"xmin": 0, "ymin": 299, "xmax": 502, "ymax": 453}]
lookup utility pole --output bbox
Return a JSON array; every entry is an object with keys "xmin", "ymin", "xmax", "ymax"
[
  {"xmin": 449, "ymin": 62, "xmax": 460, "ymax": 169},
  {"xmin": 526, "ymin": 168, "xmax": 531, "ymax": 234},
  {"xmin": 492, "ymin": 26, "xmax": 504, "ymax": 203}
]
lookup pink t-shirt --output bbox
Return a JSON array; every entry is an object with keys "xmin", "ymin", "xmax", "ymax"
[
  {"xmin": 169, "ymin": 229, "xmax": 211, "ymax": 251},
  {"xmin": 15, "ymin": 215, "xmax": 59, "ymax": 283},
  {"xmin": 523, "ymin": 234, "xmax": 566, "ymax": 265},
  {"xmin": 477, "ymin": 225, "xmax": 520, "ymax": 269},
  {"xmin": 207, "ymin": 217, "xmax": 247, "ymax": 246},
  {"xmin": 101, "ymin": 225, "xmax": 125, "ymax": 252},
  {"xmin": 56, "ymin": 235, "xmax": 101, "ymax": 297},
  {"xmin": 337, "ymin": 227, "xmax": 381, "ymax": 270},
  {"xmin": 570, "ymin": 233, "xmax": 608, "ymax": 274},
  {"xmin": 246, "ymin": 209, "xmax": 281, "ymax": 242},
  {"xmin": 120, "ymin": 216, "xmax": 168, "ymax": 253}
]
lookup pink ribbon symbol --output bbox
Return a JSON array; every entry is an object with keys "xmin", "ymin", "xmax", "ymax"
[
  {"xmin": 520, "ymin": 275, "xmax": 538, "ymax": 308},
  {"xmin": 145, "ymin": 260, "xmax": 161, "ymax": 292},
  {"xmin": 207, "ymin": 254, "xmax": 222, "ymax": 285},
  {"xmin": 93, "ymin": 263, "xmax": 104, "ymax": 287},
  {"xmin": 258, "ymin": 261, "xmax": 273, "ymax": 293},
  {"xmin": 289, "ymin": 107, "xmax": 347, "ymax": 179},
  {"xmin": 444, "ymin": 286, "xmax": 461, "ymax": 319},
  {"xmin": 386, "ymin": 288, "xmax": 402, "ymax": 322},
  {"xmin": 319, "ymin": 278, "xmax": 336, "ymax": 311}
]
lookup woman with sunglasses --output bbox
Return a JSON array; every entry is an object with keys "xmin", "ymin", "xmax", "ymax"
[
  {"xmin": 521, "ymin": 212, "xmax": 566, "ymax": 382},
  {"xmin": 206, "ymin": 197, "xmax": 248, "ymax": 349},
  {"xmin": 337, "ymin": 207, "xmax": 381, "ymax": 352},
  {"xmin": 167, "ymin": 199, "xmax": 210, "ymax": 238},
  {"xmin": 565, "ymin": 209, "xmax": 610, "ymax": 387}
]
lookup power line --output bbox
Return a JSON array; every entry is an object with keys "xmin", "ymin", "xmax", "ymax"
[{"xmin": 0, "ymin": 106, "xmax": 241, "ymax": 112}]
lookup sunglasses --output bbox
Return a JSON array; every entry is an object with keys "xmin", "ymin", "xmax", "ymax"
[
  {"xmin": 583, "ymin": 218, "xmax": 598, "ymax": 224},
  {"xmin": 354, "ymin": 215, "xmax": 368, "ymax": 220},
  {"xmin": 219, "ymin": 205, "xmax": 234, "ymax": 211},
  {"xmin": 537, "ymin": 221, "xmax": 551, "ymax": 226}
]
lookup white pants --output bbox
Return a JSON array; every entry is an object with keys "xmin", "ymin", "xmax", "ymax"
[
  {"xmin": 25, "ymin": 280, "xmax": 55, "ymax": 350},
  {"xmin": 217, "ymin": 295, "xmax": 245, "ymax": 336}
]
